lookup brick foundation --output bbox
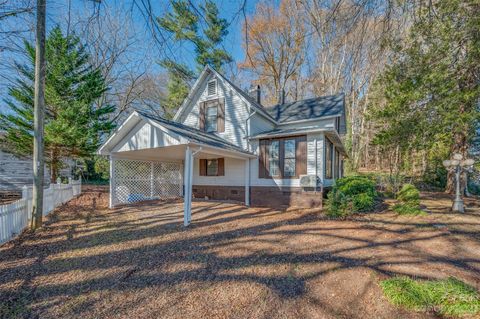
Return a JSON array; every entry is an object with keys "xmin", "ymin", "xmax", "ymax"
[
  {"xmin": 192, "ymin": 185, "xmax": 245, "ymax": 203},
  {"xmin": 251, "ymin": 186, "xmax": 322, "ymax": 209},
  {"xmin": 192, "ymin": 185, "xmax": 323, "ymax": 209}
]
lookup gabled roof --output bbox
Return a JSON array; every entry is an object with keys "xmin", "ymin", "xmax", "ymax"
[
  {"xmin": 265, "ymin": 94, "xmax": 345, "ymax": 123},
  {"xmin": 98, "ymin": 111, "xmax": 254, "ymax": 157},
  {"xmin": 137, "ymin": 111, "xmax": 254, "ymax": 156},
  {"xmin": 173, "ymin": 65, "xmax": 276, "ymax": 123}
]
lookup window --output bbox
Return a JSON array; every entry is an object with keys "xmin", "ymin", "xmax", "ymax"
[
  {"xmin": 283, "ymin": 139, "xmax": 296, "ymax": 177},
  {"xmin": 334, "ymin": 149, "xmax": 340, "ymax": 179},
  {"xmin": 207, "ymin": 80, "xmax": 217, "ymax": 96},
  {"xmin": 259, "ymin": 136, "xmax": 306, "ymax": 178},
  {"xmin": 206, "ymin": 159, "xmax": 218, "ymax": 176},
  {"xmin": 268, "ymin": 140, "xmax": 280, "ymax": 177},
  {"xmin": 205, "ymin": 104, "xmax": 218, "ymax": 132},
  {"xmin": 199, "ymin": 158, "xmax": 224, "ymax": 176},
  {"xmin": 325, "ymin": 137, "xmax": 333, "ymax": 179}
]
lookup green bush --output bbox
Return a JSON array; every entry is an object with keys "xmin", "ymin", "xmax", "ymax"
[
  {"xmin": 381, "ymin": 276, "xmax": 480, "ymax": 317},
  {"xmin": 393, "ymin": 183, "xmax": 424, "ymax": 215},
  {"xmin": 326, "ymin": 176, "xmax": 377, "ymax": 218},
  {"xmin": 397, "ymin": 184, "xmax": 420, "ymax": 205}
]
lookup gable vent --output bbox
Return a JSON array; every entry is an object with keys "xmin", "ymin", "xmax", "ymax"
[{"xmin": 207, "ymin": 80, "xmax": 217, "ymax": 96}]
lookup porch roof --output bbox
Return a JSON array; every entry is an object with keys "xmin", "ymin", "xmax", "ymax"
[{"xmin": 98, "ymin": 111, "xmax": 255, "ymax": 158}]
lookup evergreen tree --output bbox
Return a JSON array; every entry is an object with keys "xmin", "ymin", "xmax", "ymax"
[
  {"xmin": 371, "ymin": 0, "xmax": 480, "ymax": 189},
  {"xmin": 157, "ymin": 0, "xmax": 232, "ymax": 118},
  {"xmin": 0, "ymin": 26, "xmax": 115, "ymax": 182}
]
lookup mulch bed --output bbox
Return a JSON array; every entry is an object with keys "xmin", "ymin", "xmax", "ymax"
[{"xmin": 0, "ymin": 188, "xmax": 479, "ymax": 319}]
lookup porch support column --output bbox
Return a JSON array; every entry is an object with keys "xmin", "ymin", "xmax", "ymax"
[
  {"xmin": 244, "ymin": 158, "xmax": 250, "ymax": 206},
  {"xmin": 109, "ymin": 155, "xmax": 114, "ymax": 209},
  {"xmin": 183, "ymin": 146, "xmax": 193, "ymax": 226}
]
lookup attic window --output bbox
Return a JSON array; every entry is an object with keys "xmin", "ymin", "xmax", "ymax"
[{"xmin": 207, "ymin": 80, "xmax": 217, "ymax": 96}]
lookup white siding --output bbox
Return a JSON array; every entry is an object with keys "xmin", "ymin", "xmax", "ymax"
[
  {"xmin": 180, "ymin": 73, "xmax": 250, "ymax": 149},
  {"xmin": 113, "ymin": 121, "xmax": 184, "ymax": 153},
  {"xmin": 249, "ymin": 113, "xmax": 275, "ymax": 136},
  {"xmin": 0, "ymin": 150, "xmax": 73, "ymax": 190},
  {"xmin": 276, "ymin": 118, "xmax": 335, "ymax": 131},
  {"xmin": 193, "ymin": 157, "xmax": 245, "ymax": 186}
]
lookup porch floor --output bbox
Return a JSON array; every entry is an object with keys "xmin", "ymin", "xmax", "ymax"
[{"xmin": 1, "ymin": 187, "xmax": 479, "ymax": 319}]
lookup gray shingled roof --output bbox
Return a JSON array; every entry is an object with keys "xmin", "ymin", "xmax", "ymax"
[
  {"xmin": 265, "ymin": 94, "xmax": 345, "ymax": 123},
  {"xmin": 137, "ymin": 111, "xmax": 253, "ymax": 156}
]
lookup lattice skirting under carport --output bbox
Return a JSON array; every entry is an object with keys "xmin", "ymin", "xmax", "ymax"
[{"xmin": 111, "ymin": 159, "xmax": 183, "ymax": 206}]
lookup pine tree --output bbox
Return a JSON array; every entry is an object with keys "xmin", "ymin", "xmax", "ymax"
[
  {"xmin": 0, "ymin": 26, "xmax": 115, "ymax": 182},
  {"xmin": 157, "ymin": 0, "xmax": 232, "ymax": 118}
]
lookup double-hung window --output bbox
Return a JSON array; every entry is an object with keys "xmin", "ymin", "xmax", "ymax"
[
  {"xmin": 325, "ymin": 137, "xmax": 333, "ymax": 179},
  {"xmin": 206, "ymin": 159, "xmax": 218, "ymax": 176},
  {"xmin": 283, "ymin": 139, "xmax": 296, "ymax": 177},
  {"xmin": 259, "ymin": 136, "xmax": 306, "ymax": 178},
  {"xmin": 268, "ymin": 140, "xmax": 280, "ymax": 177},
  {"xmin": 205, "ymin": 104, "xmax": 218, "ymax": 132}
]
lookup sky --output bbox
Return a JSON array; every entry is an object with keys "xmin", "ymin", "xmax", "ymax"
[{"xmin": 0, "ymin": 0, "xmax": 261, "ymax": 104}]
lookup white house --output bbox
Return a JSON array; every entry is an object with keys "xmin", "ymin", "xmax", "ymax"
[{"xmin": 98, "ymin": 65, "xmax": 347, "ymax": 225}]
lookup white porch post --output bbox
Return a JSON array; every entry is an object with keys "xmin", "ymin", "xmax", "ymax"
[
  {"xmin": 109, "ymin": 155, "xmax": 114, "ymax": 209},
  {"xmin": 245, "ymin": 158, "xmax": 250, "ymax": 206},
  {"xmin": 183, "ymin": 146, "xmax": 193, "ymax": 226}
]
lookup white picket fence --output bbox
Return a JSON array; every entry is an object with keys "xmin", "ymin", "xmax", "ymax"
[{"xmin": 0, "ymin": 178, "xmax": 82, "ymax": 244}]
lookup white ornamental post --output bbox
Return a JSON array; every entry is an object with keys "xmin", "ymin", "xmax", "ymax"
[{"xmin": 443, "ymin": 153, "xmax": 475, "ymax": 213}]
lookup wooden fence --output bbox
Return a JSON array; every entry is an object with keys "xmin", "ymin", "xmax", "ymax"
[{"xmin": 0, "ymin": 178, "xmax": 81, "ymax": 244}]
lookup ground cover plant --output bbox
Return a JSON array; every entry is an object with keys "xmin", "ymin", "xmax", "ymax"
[
  {"xmin": 326, "ymin": 176, "xmax": 378, "ymax": 218},
  {"xmin": 381, "ymin": 276, "xmax": 480, "ymax": 318}
]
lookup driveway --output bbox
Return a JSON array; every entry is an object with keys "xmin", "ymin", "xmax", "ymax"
[{"xmin": 1, "ymin": 187, "xmax": 479, "ymax": 319}]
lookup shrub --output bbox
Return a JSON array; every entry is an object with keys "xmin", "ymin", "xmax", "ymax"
[
  {"xmin": 381, "ymin": 276, "xmax": 480, "ymax": 317},
  {"xmin": 397, "ymin": 184, "xmax": 420, "ymax": 205},
  {"xmin": 326, "ymin": 176, "xmax": 377, "ymax": 218},
  {"xmin": 393, "ymin": 184, "xmax": 424, "ymax": 216}
]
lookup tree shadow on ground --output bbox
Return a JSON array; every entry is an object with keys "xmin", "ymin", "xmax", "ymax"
[{"xmin": 0, "ymin": 188, "xmax": 479, "ymax": 318}]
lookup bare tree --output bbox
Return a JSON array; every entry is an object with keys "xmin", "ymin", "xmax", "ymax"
[
  {"xmin": 67, "ymin": 1, "xmax": 166, "ymax": 120},
  {"xmin": 240, "ymin": 0, "xmax": 307, "ymax": 106}
]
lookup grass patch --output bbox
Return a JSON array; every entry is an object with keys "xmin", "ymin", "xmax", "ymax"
[
  {"xmin": 392, "ymin": 203, "xmax": 426, "ymax": 216},
  {"xmin": 380, "ymin": 277, "xmax": 480, "ymax": 317}
]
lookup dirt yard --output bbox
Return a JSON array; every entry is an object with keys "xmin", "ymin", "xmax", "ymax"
[{"xmin": 1, "ymin": 187, "xmax": 479, "ymax": 319}]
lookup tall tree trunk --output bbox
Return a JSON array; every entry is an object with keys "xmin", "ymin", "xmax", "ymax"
[{"xmin": 31, "ymin": 0, "xmax": 46, "ymax": 231}]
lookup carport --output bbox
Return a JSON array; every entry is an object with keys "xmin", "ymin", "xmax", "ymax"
[{"xmin": 98, "ymin": 111, "xmax": 255, "ymax": 226}]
